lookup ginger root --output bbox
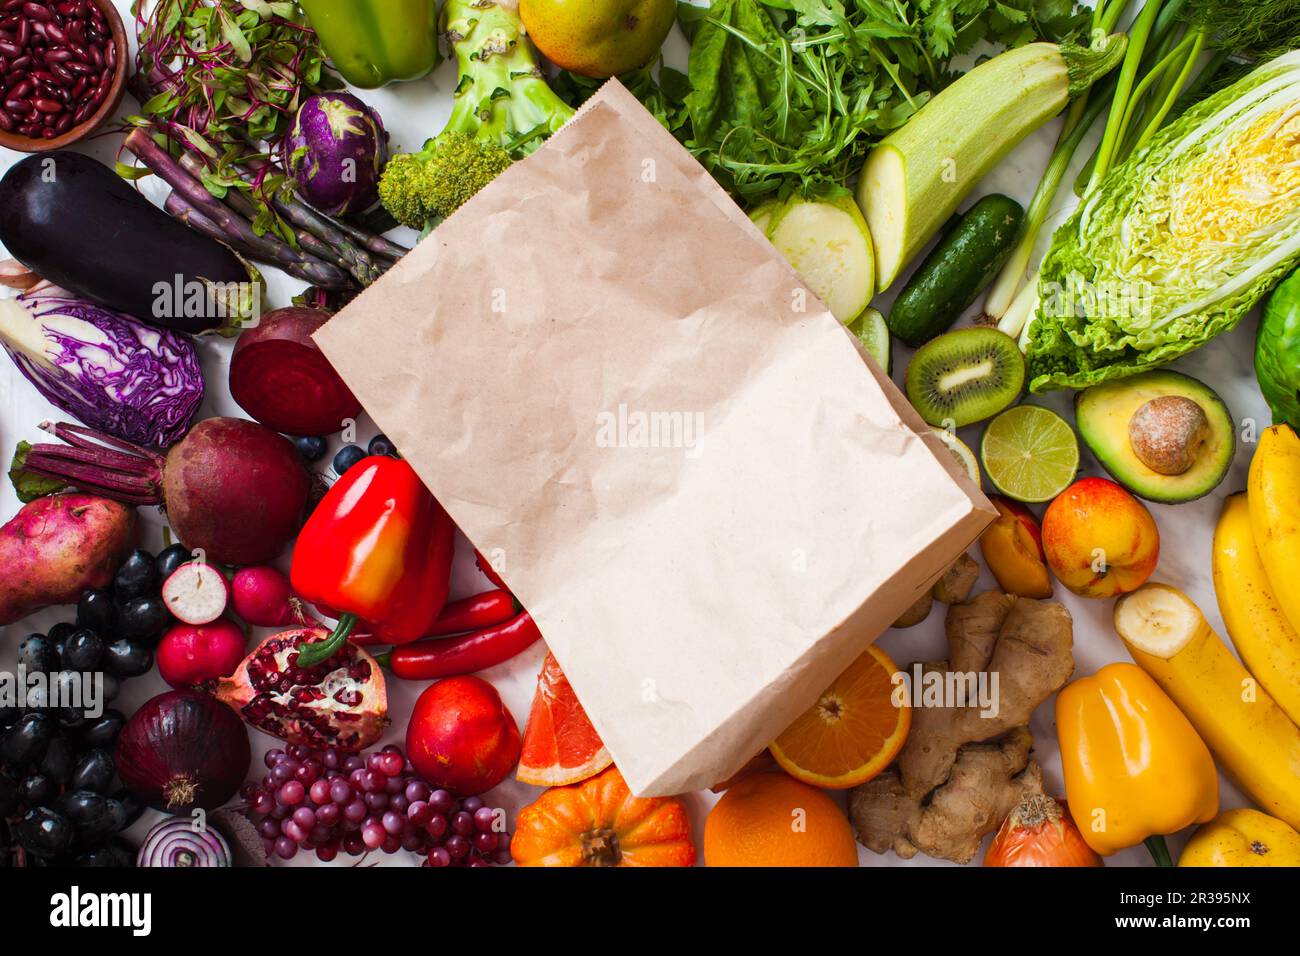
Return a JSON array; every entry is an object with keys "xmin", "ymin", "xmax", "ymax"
[
  {"xmin": 933, "ymin": 553, "xmax": 979, "ymax": 605},
  {"xmin": 848, "ymin": 591, "xmax": 1074, "ymax": 863}
]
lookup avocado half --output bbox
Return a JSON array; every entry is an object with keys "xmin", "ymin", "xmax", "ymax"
[{"xmin": 1075, "ymin": 370, "xmax": 1235, "ymax": 504}]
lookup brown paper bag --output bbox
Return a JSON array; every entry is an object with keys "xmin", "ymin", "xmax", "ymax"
[{"xmin": 315, "ymin": 79, "xmax": 995, "ymax": 796}]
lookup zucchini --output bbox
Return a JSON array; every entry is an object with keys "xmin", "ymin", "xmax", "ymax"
[
  {"xmin": 850, "ymin": 306, "xmax": 891, "ymax": 373},
  {"xmin": 856, "ymin": 37, "xmax": 1126, "ymax": 291},
  {"xmin": 888, "ymin": 195, "xmax": 1024, "ymax": 347},
  {"xmin": 750, "ymin": 190, "xmax": 874, "ymax": 322}
]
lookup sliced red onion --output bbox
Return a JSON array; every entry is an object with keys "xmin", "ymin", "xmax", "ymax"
[{"xmin": 136, "ymin": 818, "xmax": 233, "ymax": 868}]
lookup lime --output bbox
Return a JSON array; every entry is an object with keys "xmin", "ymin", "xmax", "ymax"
[
  {"xmin": 930, "ymin": 427, "xmax": 981, "ymax": 485},
  {"xmin": 980, "ymin": 405, "xmax": 1079, "ymax": 502},
  {"xmin": 850, "ymin": 306, "xmax": 891, "ymax": 374}
]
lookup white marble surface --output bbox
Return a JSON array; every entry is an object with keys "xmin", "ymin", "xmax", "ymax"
[{"xmin": 0, "ymin": 2, "xmax": 1263, "ymax": 867}]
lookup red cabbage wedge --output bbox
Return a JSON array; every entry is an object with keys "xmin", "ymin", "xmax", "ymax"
[{"xmin": 0, "ymin": 286, "xmax": 204, "ymax": 448}]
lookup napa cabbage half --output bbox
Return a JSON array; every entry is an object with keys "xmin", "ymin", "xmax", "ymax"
[{"xmin": 1023, "ymin": 52, "xmax": 1300, "ymax": 391}]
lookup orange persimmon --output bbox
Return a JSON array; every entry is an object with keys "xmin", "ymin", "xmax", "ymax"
[{"xmin": 510, "ymin": 765, "xmax": 696, "ymax": 867}]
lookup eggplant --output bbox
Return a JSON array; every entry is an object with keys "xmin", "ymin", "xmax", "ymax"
[{"xmin": 0, "ymin": 152, "xmax": 259, "ymax": 335}]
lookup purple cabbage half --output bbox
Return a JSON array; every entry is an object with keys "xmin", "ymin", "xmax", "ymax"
[
  {"xmin": 0, "ymin": 287, "xmax": 204, "ymax": 448},
  {"xmin": 283, "ymin": 92, "xmax": 389, "ymax": 217}
]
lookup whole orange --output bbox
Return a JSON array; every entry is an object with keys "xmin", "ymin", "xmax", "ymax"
[
  {"xmin": 704, "ymin": 771, "xmax": 859, "ymax": 867},
  {"xmin": 520, "ymin": 0, "xmax": 675, "ymax": 78}
]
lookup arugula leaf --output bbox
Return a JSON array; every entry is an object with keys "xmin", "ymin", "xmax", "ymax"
[{"xmin": 568, "ymin": 0, "xmax": 1088, "ymax": 204}]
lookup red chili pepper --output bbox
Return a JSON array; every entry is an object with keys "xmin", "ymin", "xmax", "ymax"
[
  {"xmin": 427, "ymin": 589, "xmax": 519, "ymax": 637},
  {"xmin": 474, "ymin": 548, "xmax": 508, "ymax": 591},
  {"xmin": 379, "ymin": 611, "xmax": 542, "ymax": 680}
]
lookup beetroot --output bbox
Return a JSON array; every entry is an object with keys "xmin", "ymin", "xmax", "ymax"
[
  {"xmin": 22, "ymin": 419, "xmax": 309, "ymax": 566},
  {"xmin": 0, "ymin": 493, "xmax": 137, "ymax": 624},
  {"xmin": 228, "ymin": 308, "xmax": 361, "ymax": 437}
]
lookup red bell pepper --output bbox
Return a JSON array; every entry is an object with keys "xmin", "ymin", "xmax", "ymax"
[
  {"xmin": 378, "ymin": 611, "xmax": 542, "ymax": 680},
  {"xmin": 291, "ymin": 456, "xmax": 454, "ymax": 666}
]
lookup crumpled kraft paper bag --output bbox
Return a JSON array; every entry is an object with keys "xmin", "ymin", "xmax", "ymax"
[{"xmin": 316, "ymin": 79, "xmax": 996, "ymax": 796}]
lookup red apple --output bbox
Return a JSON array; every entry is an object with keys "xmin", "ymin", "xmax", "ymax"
[{"xmin": 406, "ymin": 676, "xmax": 521, "ymax": 796}]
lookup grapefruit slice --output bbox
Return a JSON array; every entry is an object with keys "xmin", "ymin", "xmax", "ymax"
[{"xmin": 517, "ymin": 652, "xmax": 612, "ymax": 787}]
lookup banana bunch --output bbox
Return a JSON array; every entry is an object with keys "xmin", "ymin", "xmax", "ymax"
[
  {"xmin": 1114, "ymin": 583, "xmax": 1300, "ymax": 833},
  {"xmin": 1213, "ymin": 425, "xmax": 1300, "ymax": 726}
]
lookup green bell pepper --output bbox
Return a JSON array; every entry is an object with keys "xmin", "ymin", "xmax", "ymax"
[
  {"xmin": 299, "ymin": 0, "xmax": 441, "ymax": 89},
  {"xmin": 1257, "ymin": 267, "xmax": 1300, "ymax": 430}
]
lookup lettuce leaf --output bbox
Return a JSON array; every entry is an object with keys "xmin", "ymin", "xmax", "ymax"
[{"xmin": 1025, "ymin": 52, "xmax": 1300, "ymax": 391}]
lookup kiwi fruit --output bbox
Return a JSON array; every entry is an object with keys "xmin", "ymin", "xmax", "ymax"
[{"xmin": 905, "ymin": 327, "xmax": 1025, "ymax": 427}]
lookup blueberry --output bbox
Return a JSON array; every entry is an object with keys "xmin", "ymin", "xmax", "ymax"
[
  {"xmin": 76, "ymin": 589, "xmax": 116, "ymax": 633},
  {"xmin": 332, "ymin": 443, "xmax": 366, "ymax": 476},
  {"xmin": 117, "ymin": 595, "xmax": 170, "ymax": 642},
  {"xmin": 17, "ymin": 634, "xmax": 58, "ymax": 675},
  {"xmin": 294, "ymin": 435, "xmax": 328, "ymax": 461},
  {"xmin": 156, "ymin": 543, "xmax": 193, "ymax": 582},
  {"xmin": 62, "ymin": 629, "xmax": 105, "ymax": 671},
  {"xmin": 113, "ymin": 549, "xmax": 157, "ymax": 601},
  {"xmin": 102, "ymin": 638, "xmax": 153, "ymax": 678},
  {"xmin": 367, "ymin": 434, "xmax": 396, "ymax": 457}
]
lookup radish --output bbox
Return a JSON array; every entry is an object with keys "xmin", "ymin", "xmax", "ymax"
[
  {"xmin": 157, "ymin": 618, "xmax": 248, "ymax": 689},
  {"xmin": 230, "ymin": 565, "xmax": 298, "ymax": 627},
  {"xmin": 22, "ymin": 419, "xmax": 310, "ymax": 566},
  {"xmin": 162, "ymin": 562, "xmax": 230, "ymax": 625},
  {"xmin": 0, "ymin": 493, "xmax": 136, "ymax": 625},
  {"xmin": 228, "ymin": 308, "xmax": 361, "ymax": 437}
]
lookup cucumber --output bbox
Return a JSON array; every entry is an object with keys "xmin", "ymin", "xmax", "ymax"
[{"xmin": 887, "ymin": 194, "xmax": 1024, "ymax": 348}]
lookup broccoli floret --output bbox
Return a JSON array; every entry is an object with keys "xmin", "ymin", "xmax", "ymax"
[
  {"xmin": 379, "ymin": 0, "xmax": 575, "ymax": 231},
  {"xmin": 379, "ymin": 133, "xmax": 512, "ymax": 230}
]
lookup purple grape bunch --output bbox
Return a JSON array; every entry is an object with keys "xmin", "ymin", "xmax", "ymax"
[{"xmin": 242, "ymin": 743, "xmax": 512, "ymax": 867}]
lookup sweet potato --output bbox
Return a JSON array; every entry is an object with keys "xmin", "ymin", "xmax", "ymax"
[{"xmin": 0, "ymin": 494, "xmax": 136, "ymax": 625}]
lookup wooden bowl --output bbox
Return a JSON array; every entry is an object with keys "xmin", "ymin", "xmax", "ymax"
[{"xmin": 0, "ymin": 0, "xmax": 129, "ymax": 153}]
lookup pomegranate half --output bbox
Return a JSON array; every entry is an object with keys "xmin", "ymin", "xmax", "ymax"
[{"xmin": 216, "ymin": 627, "xmax": 388, "ymax": 753}]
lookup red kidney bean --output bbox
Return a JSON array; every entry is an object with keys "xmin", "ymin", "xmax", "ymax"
[
  {"xmin": 22, "ymin": 3, "xmax": 51, "ymax": 22},
  {"xmin": 0, "ymin": 38, "xmax": 18, "ymax": 56},
  {"xmin": 32, "ymin": 97, "xmax": 60, "ymax": 113},
  {"xmin": 0, "ymin": 108, "xmax": 11, "ymax": 131},
  {"xmin": 4, "ymin": 97, "xmax": 28, "ymax": 113},
  {"xmin": 9, "ymin": 77, "xmax": 31, "ymax": 97}
]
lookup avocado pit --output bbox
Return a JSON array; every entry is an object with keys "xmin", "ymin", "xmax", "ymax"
[{"xmin": 1128, "ymin": 395, "xmax": 1211, "ymax": 476}]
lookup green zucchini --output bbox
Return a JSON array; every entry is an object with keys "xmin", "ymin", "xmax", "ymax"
[
  {"xmin": 856, "ymin": 37, "xmax": 1126, "ymax": 291},
  {"xmin": 887, "ymin": 194, "xmax": 1024, "ymax": 348}
]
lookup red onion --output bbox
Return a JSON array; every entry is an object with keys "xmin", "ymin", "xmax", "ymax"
[
  {"xmin": 137, "ymin": 818, "xmax": 232, "ymax": 868},
  {"xmin": 115, "ymin": 690, "xmax": 251, "ymax": 813}
]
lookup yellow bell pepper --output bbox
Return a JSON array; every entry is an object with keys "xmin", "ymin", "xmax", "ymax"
[
  {"xmin": 1055, "ymin": 663, "xmax": 1218, "ymax": 864},
  {"xmin": 1179, "ymin": 809, "xmax": 1300, "ymax": 867}
]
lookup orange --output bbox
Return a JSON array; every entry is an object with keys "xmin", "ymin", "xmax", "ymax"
[
  {"xmin": 704, "ymin": 771, "xmax": 858, "ymax": 867},
  {"xmin": 769, "ymin": 644, "xmax": 910, "ymax": 789},
  {"xmin": 517, "ymin": 653, "xmax": 612, "ymax": 787}
]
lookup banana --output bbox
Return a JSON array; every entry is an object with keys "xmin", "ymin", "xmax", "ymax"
[
  {"xmin": 1248, "ymin": 425, "xmax": 1300, "ymax": 634},
  {"xmin": 1213, "ymin": 493, "xmax": 1300, "ymax": 726},
  {"xmin": 1115, "ymin": 583, "xmax": 1300, "ymax": 833}
]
